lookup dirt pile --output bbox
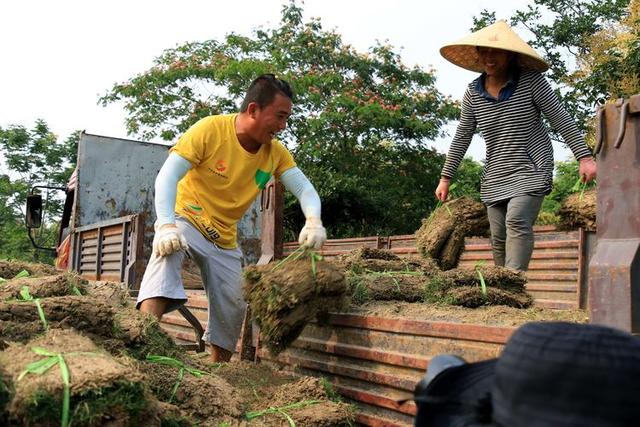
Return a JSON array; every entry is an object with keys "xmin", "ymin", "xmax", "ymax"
[
  {"xmin": 558, "ymin": 189, "xmax": 596, "ymax": 231},
  {"xmin": 415, "ymin": 197, "xmax": 490, "ymax": 270},
  {"xmin": 244, "ymin": 256, "xmax": 348, "ymax": 354},
  {"xmin": 0, "ymin": 266, "xmax": 355, "ymax": 426}
]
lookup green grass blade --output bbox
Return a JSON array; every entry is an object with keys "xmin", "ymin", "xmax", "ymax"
[
  {"xmin": 34, "ymin": 299, "xmax": 48, "ymax": 330},
  {"xmin": 476, "ymin": 267, "xmax": 487, "ymax": 297},
  {"xmin": 571, "ymin": 177, "xmax": 582, "ymax": 192},
  {"xmin": 246, "ymin": 399, "xmax": 322, "ymax": 420},
  {"xmin": 0, "ymin": 277, "xmax": 6, "ymax": 284},
  {"xmin": 146, "ymin": 355, "xmax": 184, "ymax": 369},
  {"xmin": 72, "ymin": 286, "xmax": 82, "ymax": 296},
  {"xmin": 277, "ymin": 408, "xmax": 296, "ymax": 427},
  {"xmin": 271, "ymin": 246, "xmax": 306, "ymax": 271},
  {"xmin": 19, "ymin": 286, "xmax": 32, "ymax": 301},
  {"xmin": 169, "ymin": 367, "xmax": 185, "ymax": 403},
  {"xmin": 32, "ymin": 347, "xmax": 57, "ymax": 357},
  {"xmin": 184, "ymin": 366, "xmax": 208, "ymax": 377},
  {"xmin": 58, "ymin": 354, "xmax": 71, "ymax": 427},
  {"xmin": 18, "ymin": 356, "xmax": 58, "ymax": 380},
  {"xmin": 310, "ymin": 254, "xmax": 317, "ymax": 278},
  {"xmin": 14, "ymin": 270, "xmax": 29, "ymax": 279}
]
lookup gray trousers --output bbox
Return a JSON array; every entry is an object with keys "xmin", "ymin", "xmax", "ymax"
[
  {"xmin": 137, "ymin": 217, "xmax": 245, "ymax": 352},
  {"xmin": 486, "ymin": 195, "xmax": 544, "ymax": 271}
]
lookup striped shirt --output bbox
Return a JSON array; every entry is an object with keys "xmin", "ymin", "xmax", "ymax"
[{"xmin": 441, "ymin": 70, "xmax": 593, "ymax": 205}]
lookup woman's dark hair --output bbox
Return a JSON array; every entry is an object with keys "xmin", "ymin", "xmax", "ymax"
[{"xmin": 240, "ymin": 74, "xmax": 293, "ymax": 112}]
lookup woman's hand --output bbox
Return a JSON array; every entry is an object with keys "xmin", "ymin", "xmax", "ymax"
[{"xmin": 434, "ymin": 178, "xmax": 451, "ymax": 202}]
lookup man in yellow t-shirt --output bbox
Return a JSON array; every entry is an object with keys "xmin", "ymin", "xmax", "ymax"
[{"xmin": 136, "ymin": 74, "xmax": 327, "ymax": 362}]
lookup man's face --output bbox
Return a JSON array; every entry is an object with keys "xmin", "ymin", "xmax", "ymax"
[{"xmin": 250, "ymin": 93, "xmax": 293, "ymax": 145}]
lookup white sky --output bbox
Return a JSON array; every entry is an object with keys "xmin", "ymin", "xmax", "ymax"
[{"xmin": 0, "ymin": 0, "xmax": 575, "ymax": 167}]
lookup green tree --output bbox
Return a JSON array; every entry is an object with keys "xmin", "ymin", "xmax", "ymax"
[
  {"xmin": 0, "ymin": 121, "xmax": 78, "ymax": 263},
  {"xmin": 100, "ymin": 1, "xmax": 459, "ymax": 238}
]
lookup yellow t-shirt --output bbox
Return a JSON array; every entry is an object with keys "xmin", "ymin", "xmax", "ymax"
[{"xmin": 170, "ymin": 114, "xmax": 296, "ymax": 248}]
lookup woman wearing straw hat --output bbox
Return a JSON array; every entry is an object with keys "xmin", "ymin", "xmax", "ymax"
[{"xmin": 435, "ymin": 20, "xmax": 597, "ymax": 271}]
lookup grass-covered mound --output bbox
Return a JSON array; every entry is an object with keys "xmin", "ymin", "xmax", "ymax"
[
  {"xmin": 0, "ymin": 329, "xmax": 150, "ymax": 426},
  {"xmin": 0, "ymin": 267, "xmax": 356, "ymax": 426},
  {"xmin": 424, "ymin": 266, "xmax": 533, "ymax": 308}
]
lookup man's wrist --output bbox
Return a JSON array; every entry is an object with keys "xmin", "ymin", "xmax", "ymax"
[{"xmin": 305, "ymin": 216, "xmax": 323, "ymax": 226}]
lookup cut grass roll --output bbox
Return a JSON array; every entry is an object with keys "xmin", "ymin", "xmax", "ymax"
[{"xmin": 0, "ymin": 329, "xmax": 149, "ymax": 426}]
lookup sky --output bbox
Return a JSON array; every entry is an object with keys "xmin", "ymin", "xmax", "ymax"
[{"xmin": 0, "ymin": 0, "xmax": 576, "ymax": 167}]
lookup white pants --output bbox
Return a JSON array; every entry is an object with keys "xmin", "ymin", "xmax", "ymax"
[{"xmin": 136, "ymin": 217, "xmax": 245, "ymax": 351}]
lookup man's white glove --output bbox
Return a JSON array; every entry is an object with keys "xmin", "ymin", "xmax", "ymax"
[
  {"xmin": 153, "ymin": 224, "xmax": 188, "ymax": 257},
  {"xmin": 298, "ymin": 217, "xmax": 327, "ymax": 249}
]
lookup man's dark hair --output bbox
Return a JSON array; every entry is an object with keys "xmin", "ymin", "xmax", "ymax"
[{"xmin": 240, "ymin": 74, "xmax": 294, "ymax": 112}]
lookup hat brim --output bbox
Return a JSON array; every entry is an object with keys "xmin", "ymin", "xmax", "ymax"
[
  {"xmin": 415, "ymin": 359, "xmax": 497, "ymax": 426},
  {"xmin": 439, "ymin": 20, "xmax": 549, "ymax": 73},
  {"xmin": 440, "ymin": 44, "xmax": 548, "ymax": 73}
]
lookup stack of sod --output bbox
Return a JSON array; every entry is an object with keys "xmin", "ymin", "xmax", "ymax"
[
  {"xmin": 558, "ymin": 189, "xmax": 596, "ymax": 231},
  {"xmin": 0, "ymin": 260, "xmax": 56, "ymax": 280},
  {"xmin": 332, "ymin": 247, "xmax": 440, "ymax": 276},
  {"xmin": 334, "ymin": 248, "xmax": 439, "ymax": 305},
  {"xmin": 348, "ymin": 271, "xmax": 428, "ymax": 304},
  {"xmin": 243, "ymin": 255, "xmax": 347, "ymax": 355},
  {"xmin": 415, "ymin": 197, "xmax": 489, "ymax": 270},
  {"xmin": 0, "ymin": 329, "xmax": 149, "ymax": 426},
  {"xmin": 0, "ymin": 273, "xmax": 87, "ymax": 300},
  {"xmin": 424, "ymin": 265, "xmax": 533, "ymax": 308}
]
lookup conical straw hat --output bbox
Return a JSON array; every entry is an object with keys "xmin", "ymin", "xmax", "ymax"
[{"xmin": 440, "ymin": 20, "xmax": 548, "ymax": 73}]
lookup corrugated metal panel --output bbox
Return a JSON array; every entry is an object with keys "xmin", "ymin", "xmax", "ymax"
[
  {"xmin": 161, "ymin": 299, "xmax": 513, "ymax": 426},
  {"xmin": 71, "ymin": 214, "xmax": 141, "ymax": 286}
]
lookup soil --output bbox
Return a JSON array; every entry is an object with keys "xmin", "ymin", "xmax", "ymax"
[
  {"xmin": 558, "ymin": 190, "xmax": 596, "ymax": 231},
  {"xmin": 139, "ymin": 361, "xmax": 242, "ymax": 425},
  {"xmin": 348, "ymin": 301, "xmax": 589, "ymax": 326},
  {"xmin": 244, "ymin": 258, "xmax": 348, "ymax": 354},
  {"xmin": 216, "ymin": 361, "xmax": 354, "ymax": 426},
  {"xmin": 0, "ymin": 260, "xmax": 57, "ymax": 280}
]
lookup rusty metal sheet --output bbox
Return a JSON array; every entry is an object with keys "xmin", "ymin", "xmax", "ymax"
[
  {"xmin": 589, "ymin": 96, "xmax": 640, "ymax": 332},
  {"xmin": 256, "ymin": 312, "xmax": 511, "ymax": 426}
]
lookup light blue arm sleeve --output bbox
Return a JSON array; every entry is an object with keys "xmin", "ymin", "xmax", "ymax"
[
  {"xmin": 280, "ymin": 167, "xmax": 321, "ymax": 218},
  {"xmin": 155, "ymin": 152, "xmax": 192, "ymax": 226}
]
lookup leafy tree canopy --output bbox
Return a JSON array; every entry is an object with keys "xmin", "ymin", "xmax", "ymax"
[
  {"xmin": 0, "ymin": 120, "xmax": 78, "ymax": 263},
  {"xmin": 100, "ymin": 1, "xmax": 461, "ymax": 237}
]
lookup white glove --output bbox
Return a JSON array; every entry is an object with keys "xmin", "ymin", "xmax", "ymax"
[
  {"xmin": 298, "ymin": 217, "xmax": 327, "ymax": 249},
  {"xmin": 153, "ymin": 224, "xmax": 188, "ymax": 257}
]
